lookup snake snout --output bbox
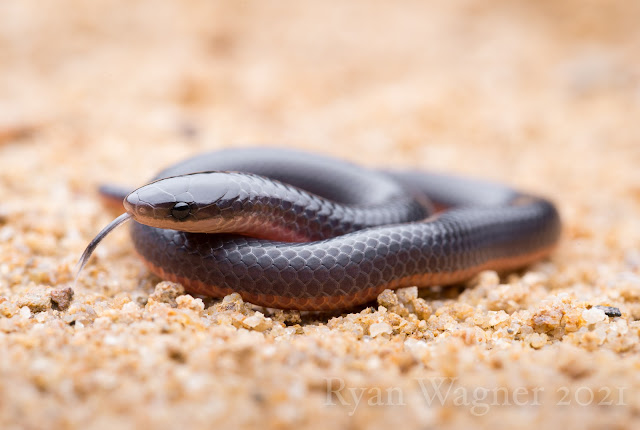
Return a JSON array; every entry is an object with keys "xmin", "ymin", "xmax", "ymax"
[
  {"xmin": 123, "ymin": 191, "xmax": 137, "ymax": 214},
  {"xmin": 124, "ymin": 190, "xmax": 155, "ymax": 220}
]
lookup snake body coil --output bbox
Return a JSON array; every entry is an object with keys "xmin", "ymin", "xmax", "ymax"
[{"xmin": 83, "ymin": 148, "xmax": 561, "ymax": 310}]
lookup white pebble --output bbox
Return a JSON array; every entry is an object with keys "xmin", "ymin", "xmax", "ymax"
[
  {"xmin": 582, "ymin": 308, "xmax": 607, "ymax": 324},
  {"xmin": 243, "ymin": 315, "xmax": 263, "ymax": 328},
  {"xmin": 369, "ymin": 322, "xmax": 393, "ymax": 337},
  {"xmin": 19, "ymin": 306, "xmax": 31, "ymax": 319}
]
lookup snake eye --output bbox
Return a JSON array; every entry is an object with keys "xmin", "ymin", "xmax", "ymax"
[{"xmin": 171, "ymin": 202, "xmax": 191, "ymax": 220}]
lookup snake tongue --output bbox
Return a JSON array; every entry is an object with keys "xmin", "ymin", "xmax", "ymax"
[{"xmin": 74, "ymin": 212, "xmax": 132, "ymax": 283}]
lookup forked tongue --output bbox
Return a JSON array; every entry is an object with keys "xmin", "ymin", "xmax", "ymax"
[{"xmin": 74, "ymin": 212, "xmax": 132, "ymax": 283}]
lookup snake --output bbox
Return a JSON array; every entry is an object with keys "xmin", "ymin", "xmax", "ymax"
[{"xmin": 77, "ymin": 147, "xmax": 561, "ymax": 311}]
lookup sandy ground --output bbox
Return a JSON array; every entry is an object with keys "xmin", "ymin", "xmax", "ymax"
[{"xmin": 1, "ymin": 1, "xmax": 640, "ymax": 429}]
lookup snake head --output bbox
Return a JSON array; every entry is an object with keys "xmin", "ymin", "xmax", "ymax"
[{"xmin": 123, "ymin": 172, "xmax": 239, "ymax": 233}]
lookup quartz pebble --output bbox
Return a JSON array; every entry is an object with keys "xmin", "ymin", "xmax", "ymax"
[
  {"xmin": 582, "ymin": 308, "xmax": 607, "ymax": 324},
  {"xmin": 369, "ymin": 322, "xmax": 393, "ymax": 337}
]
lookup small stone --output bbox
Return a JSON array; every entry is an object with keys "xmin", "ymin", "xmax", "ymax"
[
  {"xmin": 369, "ymin": 322, "xmax": 393, "ymax": 337},
  {"xmin": 50, "ymin": 287, "xmax": 74, "ymax": 311},
  {"xmin": 149, "ymin": 282, "xmax": 185, "ymax": 307},
  {"xmin": 396, "ymin": 287, "xmax": 418, "ymax": 304},
  {"xmin": 410, "ymin": 298, "xmax": 432, "ymax": 320},
  {"xmin": 593, "ymin": 305, "xmax": 622, "ymax": 318},
  {"xmin": 216, "ymin": 293, "xmax": 247, "ymax": 313},
  {"xmin": 63, "ymin": 304, "xmax": 97, "ymax": 326},
  {"xmin": 486, "ymin": 310, "xmax": 509, "ymax": 327},
  {"xmin": 526, "ymin": 332, "xmax": 548, "ymax": 349},
  {"xmin": 272, "ymin": 310, "xmax": 302, "ymax": 325},
  {"xmin": 176, "ymin": 295, "xmax": 205, "ymax": 313},
  {"xmin": 17, "ymin": 289, "xmax": 51, "ymax": 313},
  {"xmin": 19, "ymin": 306, "xmax": 31, "ymax": 319},
  {"xmin": 377, "ymin": 289, "xmax": 399, "ymax": 308},
  {"xmin": 582, "ymin": 308, "xmax": 607, "ymax": 324},
  {"xmin": 532, "ymin": 307, "xmax": 563, "ymax": 332},
  {"xmin": 242, "ymin": 312, "xmax": 273, "ymax": 331},
  {"xmin": 377, "ymin": 289, "xmax": 408, "ymax": 317}
]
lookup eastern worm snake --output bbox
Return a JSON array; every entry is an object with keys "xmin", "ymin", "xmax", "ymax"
[{"xmin": 78, "ymin": 148, "xmax": 561, "ymax": 310}]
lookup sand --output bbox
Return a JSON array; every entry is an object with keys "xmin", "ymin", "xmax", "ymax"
[{"xmin": 1, "ymin": 1, "xmax": 640, "ymax": 429}]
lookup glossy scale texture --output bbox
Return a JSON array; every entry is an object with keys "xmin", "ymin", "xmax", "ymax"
[
  {"xmin": 124, "ymin": 171, "xmax": 429, "ymax": 242},
  {"xmin": 111, "ymin": 148, "xmax": 561, "ymax": 310}
]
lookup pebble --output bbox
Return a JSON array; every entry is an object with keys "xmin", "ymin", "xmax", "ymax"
[
  {"xmin": 50, "ymin": 287, "xmax": 74, "ymax": 311},
  {"xmin": 16, "ymin": 289, "xmax": 51, "ymax": 313},
  {"xmin": 369, "ymin": 322, "xmax": 393, "ymax": 337},
  {"xmin": 582, "ymin": 308, "xmax": 607, "ymax": 324},
  {"xmin": 593, "ymin": 305, "xmax": 622, "ymax": 318}
]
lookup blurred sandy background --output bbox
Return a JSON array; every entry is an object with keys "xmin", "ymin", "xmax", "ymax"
[{"xmin": 1, "ymin": 1, "xmax": 640, "ymax": 429}]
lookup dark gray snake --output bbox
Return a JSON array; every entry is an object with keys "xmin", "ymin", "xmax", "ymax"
[{"xmin": 78, "ymin": 148, "xmax": 561, "ymax": 310}]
